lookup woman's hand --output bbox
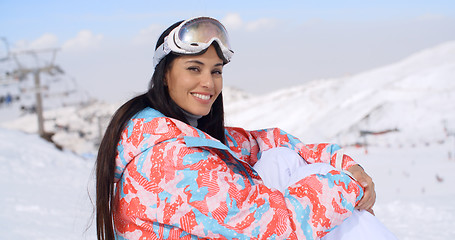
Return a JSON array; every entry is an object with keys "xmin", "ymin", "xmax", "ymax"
[{"xmin": 347, "ymin": 164, "xmax": 376, "ymax": 212}]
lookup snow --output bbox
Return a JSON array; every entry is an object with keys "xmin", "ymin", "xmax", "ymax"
[
  {"xmin": 1, "ymin": 41, "xmax": 455, "ymax": 239},
  {"xmin": 1, "ymin": 127, "xmax": 454, "ymax": 239},
  {"xmin": 348, "ymin": 145, "xmax": 455, "ymax": 240},
  {"xmin": 0, "ymin": 128, "xmax": 96, "ymax": 239}
]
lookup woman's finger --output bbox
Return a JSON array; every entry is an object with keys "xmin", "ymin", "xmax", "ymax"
[
  {"xmin": 347, "ymin": 164, "xmax": 376, "ymax": 210},
  {"xmin": 366, "ymin": 208, "xmax": 375, "ymax": 216},
  {"xmin": 357, "ymin": 180, "xmax": 376, "ymax": 210}
]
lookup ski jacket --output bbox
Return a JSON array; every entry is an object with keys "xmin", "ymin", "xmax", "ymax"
[{"xmin": 113, "ymin": 107, "xmax": 363, "ymax": 240}]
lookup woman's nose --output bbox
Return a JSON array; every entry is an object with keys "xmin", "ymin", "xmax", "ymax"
[{"xmin": 200, "ymin": 72, "xmax": 214, "ymax": 89}]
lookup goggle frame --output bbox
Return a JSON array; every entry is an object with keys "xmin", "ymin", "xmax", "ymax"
[{"xmin": 153, "ymin": 16, "xmax": 234, "ymax": 68}]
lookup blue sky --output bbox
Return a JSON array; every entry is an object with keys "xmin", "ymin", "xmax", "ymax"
[
  {"xmin": 1, "ymin": 1, "xmax": 455, "ymax": 102},
  {"xmin": 2, "ymin": 1, "xmax": 454, "ymax": 40}
]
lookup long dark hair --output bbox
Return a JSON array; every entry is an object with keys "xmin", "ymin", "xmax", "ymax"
[{"xmin": 95, "ymin": 21, "xmax": 227, "ymax": 240}]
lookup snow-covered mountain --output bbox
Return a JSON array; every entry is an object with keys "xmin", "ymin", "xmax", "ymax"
[
  {"xmin": 1, "ymin": 41, "xmax": 455, "ymax": 156},
  {"xmin": 225, "ymin": 41, "xmax": 455, "ymax": 148}
]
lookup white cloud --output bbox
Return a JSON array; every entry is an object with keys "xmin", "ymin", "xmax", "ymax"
[
  {"xmin": 31, "ymin": 33, "xmax": 59, "ymax": 49},
  {"xmin": 222, "ymin": 13, "xmax": 277, "ymax": 32},
  {"xmin": 62, "ymin": 30, "xmax": 104, "ymax": 51},
  {"xmin": 245, "ymin": 18, "xmax": 278, "ymax": 31},
  {"xmin": 222, "ymin": 13, "xmax": 243, "ymax": 30},
  {"xmin": 7, "ymin": 34, "xmax": 60, "ymax": 69},
  {"xmin": 13, "ymin": 33, "xmax": 59, "ymax": 51}
]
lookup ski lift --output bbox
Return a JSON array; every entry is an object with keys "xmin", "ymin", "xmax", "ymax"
[{"xmin": 0, "ymin": 37, "xmax": 10, "ymax": 62}]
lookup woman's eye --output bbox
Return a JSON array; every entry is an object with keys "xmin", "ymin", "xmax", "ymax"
[
  {"xmin": 212, "ymin": 70, "xmax": 223, "ymax": 75},
  {"xmin": 187, "ymin": 67, "xmax": 200, "ymax": 72}
]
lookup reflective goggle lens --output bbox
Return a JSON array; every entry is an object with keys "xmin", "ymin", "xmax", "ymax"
[{"xmin": 177, "ymin": 18, "xmax": 231, "ymax": 49}]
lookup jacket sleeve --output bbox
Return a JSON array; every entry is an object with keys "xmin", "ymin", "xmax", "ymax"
[
  {"xmin": 225, "ymin": 127, "xmax": 358, "ymax": 171},
  {"xmin": 115, "ymin": 122, "xmax": 363, "ymax": 239}
]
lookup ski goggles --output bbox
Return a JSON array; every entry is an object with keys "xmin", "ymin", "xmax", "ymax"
[{"xmin": 153, "ymin": 16, "xmax": 234, "ymax": 68}]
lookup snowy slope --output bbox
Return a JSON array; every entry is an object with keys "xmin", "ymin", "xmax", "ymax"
[
  {"xmin": 1, "ymin": 100, "xmax": 120, "ymax": 156},
  {"xmin": 225, "ymin": 41, "xmax": 455, "ymax": 147},
  {"xmin": 0, "ymin": 128, "xmax": 96, "ymax": 239},
  {"xmin": 0, "ymin": 127, "xmax": 454, "ymax": 239}
]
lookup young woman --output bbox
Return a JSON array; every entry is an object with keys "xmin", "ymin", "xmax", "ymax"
[{"xmin": 96, "ymin": 16, "xmax": 378, "ymax": 240}]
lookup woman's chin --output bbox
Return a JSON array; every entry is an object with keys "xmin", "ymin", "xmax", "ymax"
[{"xmin": 186, "ymin": 108, "xmax": 211, "ymax": 117}]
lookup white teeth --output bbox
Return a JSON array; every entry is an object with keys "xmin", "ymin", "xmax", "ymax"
[{"xmin": 192, "ymin": 93, "xmax": 211, "ymax": 100}]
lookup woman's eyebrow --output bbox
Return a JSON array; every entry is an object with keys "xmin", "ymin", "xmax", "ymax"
[
  {"xmin": 185, "ymin": 60, "xmax": 224, "ymax": 67},
  {"xmin": 185, "ymin": 60, "xmax": 204, "ymax": 65}
]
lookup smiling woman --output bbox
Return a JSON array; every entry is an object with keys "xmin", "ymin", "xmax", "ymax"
[{"xmin": 95, "ymin": 16, "xmax": 396, "ymax": 240}]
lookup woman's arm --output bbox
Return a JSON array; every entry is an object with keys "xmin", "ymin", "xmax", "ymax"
[
  {"xmin": 225, "ymin": 127, "xmax": 357, "ymax": 170},
  {"xmin": 226, "ymin": 127, "xmax": 376, "ymax": 212}
]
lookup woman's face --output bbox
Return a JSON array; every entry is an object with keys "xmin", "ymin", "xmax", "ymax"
[{"xmin": 165, "ymin": 45, "xmax": 224, "ymax": 116}]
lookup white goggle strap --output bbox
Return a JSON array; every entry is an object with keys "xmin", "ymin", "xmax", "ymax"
[{"xmin": 153, "ymin": 35, "xmax": 173, "ymax": 69}]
